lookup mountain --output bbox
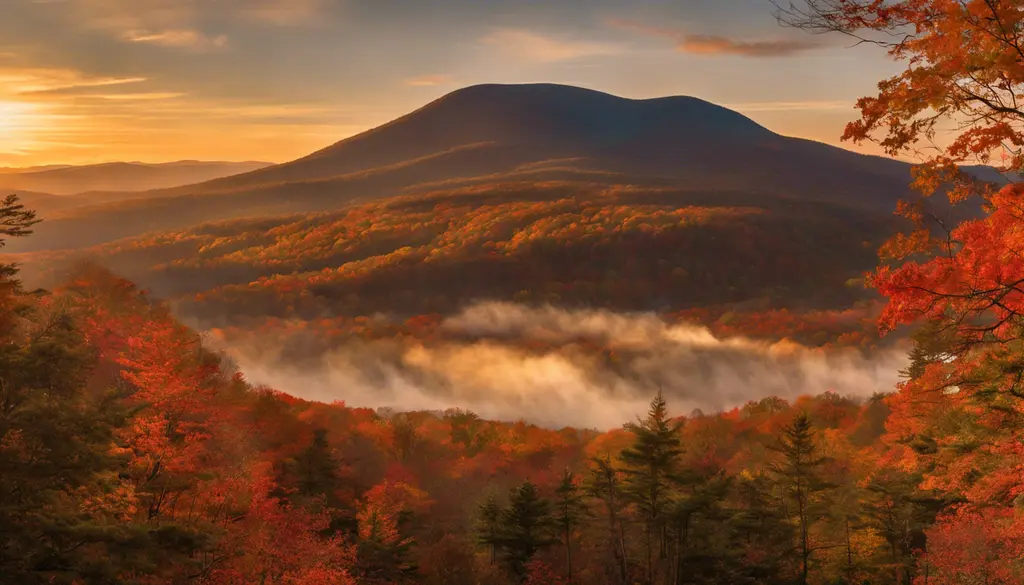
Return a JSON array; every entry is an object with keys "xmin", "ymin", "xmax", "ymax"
[
  {"xmin": 4, "ymin": 83, "xmax": 996, "ymax": 255},
  {"xmin": 177, "ymin": 84, "xmax": 774, "ymax": 192},
  {"xmin": 146, "ymin": 83, "xmax": 920, "ymax": 209},
  {"xmin": 0, "ymin": 160, "xmax": 274, "ymax": 196},
  {"xmin": 14, "ymin": 83, "xmax": 1000, "ymax": 345}
]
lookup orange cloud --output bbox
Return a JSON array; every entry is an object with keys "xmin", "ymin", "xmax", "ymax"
[
  {"xmin": 481, "ymin": 28, "xmax": 623, "ymax": 62},
  {"xmin": 0, "ymin": 68, "xmax": 147, "ymax": 95},
  {"xmin": 608, "ymin": 19, "xmax": 821, "ymax": 57},
  {"xmin": 681, "ymin": 35, "xmax": 820, "ymax": 57},
  {"xmin": 405, "ymin": 74, "xmax": 454, "ymax": 87},
  {"xmin": 122, "ymin": 29, "xmax": 228, "ymax": 51}
]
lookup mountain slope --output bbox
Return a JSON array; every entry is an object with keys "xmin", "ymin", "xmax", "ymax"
[
  {"xmin": 15, "ymin": 182, "xmax": 892, "ymax": 334},
  {"xmin": 180, "ymin": 84, "xmax": 775, "ymax": 193}
]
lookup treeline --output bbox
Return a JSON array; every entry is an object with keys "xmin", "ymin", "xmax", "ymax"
[{"xmin": 468, "ymin": 393, "xmax": 949, "ymax": 585}]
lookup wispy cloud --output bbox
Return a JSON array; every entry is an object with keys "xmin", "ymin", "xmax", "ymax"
[
  {"xmin": 0, "ymin": 68, "xmax": 147, "ymax": 95},
  {"xmin": 405, "ymin": 74, "xmax": 453, "ymax": 87},
  {"xmin": 681, "ymin": 35, "xmax": 821, "ymax": 57},
  {"xmin": 609, "ymin": 19, "xmax": 822, "ymax": 58},
  {"xmin": 70, "ymin": 0, "xmax": 198, "ymax": 35},
  {"xmin": 82, "ymin": 92, "xmax": 186, "ymax": 101},
  {"xmin": 481, "ymin": 28, "xmax": 623, "ymax": 63},
  {"xmin": 122, "ymin": 29, "xmax": 228, "ymax": 51},
  {"xmin": 58, "ymin": 0, "xmax": 324, "ymax": 51}
]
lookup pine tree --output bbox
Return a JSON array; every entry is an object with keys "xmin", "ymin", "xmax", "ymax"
[
  {"xmin": 496, "ymin": 481, "xmax": 557, "ymax": 582},
  {"xmin": 587, "ymin": 455, "xmax": 629, "ymax": 584},
  {"xmin": 295, "ymin": 428, "xmax": 339, "ymax": 498},
  {"xmin": 0, "ymin": 194, "xmax": 38, "ymax": 276},
  {"xmin": 619, "ymin": 391, "xmax": 684, "ymax": 585},
  {"xmin": 664, "ymin": 472, "xmax": 733, "ymax": 585},
  {"xmin": 899, "ymin": 318, "xmax": 956, "ymax": 380},
  {"xmin": 476, "ymin": 490, "xmax": 503, "ymax": 566},
  {"xmin": 0, "ymin": 195, "xmax": 41, "ymax": 329},
  {"xmin": 730, "ymin": 471, "xmax": 797, "ymax": 585},
  {"xmin": 861, "ymin": 471, "xmax": 947, "ymax": 585},
  {"xmin": 769, "ymin": 412, "xmax": 834, "ymax": 585},
  {"xmin": 554, "ymin": 468, "xmax": 588, "ymax": 582}
]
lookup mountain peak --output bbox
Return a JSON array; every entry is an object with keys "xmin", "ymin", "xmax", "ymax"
[
  {"xmin": 152, "ymin": 83, "xmax": 779, "ymax": 197},
  {"xmin": 293, "ymin": 83, "xmax": 773, "ymax": 167},
  {"xmin": 424, "ymin": 82, "xmax": 771, "ymax": 137}
]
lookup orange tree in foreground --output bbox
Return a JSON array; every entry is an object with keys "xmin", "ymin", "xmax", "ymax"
[
  {"xmin": 775, "ymin": 1, "xmax": 1024, "ymax": 583},
  {"xmin": 775, "ymin": 0, "xmax": 1024, "ymax": 256}
]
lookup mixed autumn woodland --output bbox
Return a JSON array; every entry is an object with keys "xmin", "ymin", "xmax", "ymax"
[{"xmin": 7, "ymin": 1, "xmax": 1024, "ymax": 584}]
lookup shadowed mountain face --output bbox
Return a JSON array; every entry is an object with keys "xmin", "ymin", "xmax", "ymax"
[
  {"xmin": 179, "ymin": 84, "xmax": 777, "ymax": 193},
  {"xmin": 0, "ymin": 160, "xmax": 274, "ymax": 196},
  {"xmin": 4, "ymin": 83, "xmax": 997, "ymax": 253}
]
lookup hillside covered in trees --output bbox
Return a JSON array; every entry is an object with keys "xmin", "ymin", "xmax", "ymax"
[{"xmin": 11, "ymin": 181, "xmax": 892, "ymax": 358}]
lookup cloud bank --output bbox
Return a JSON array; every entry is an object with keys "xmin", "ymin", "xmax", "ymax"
[
  {"xmin": 202, "ymin": 302, "xmax": 909, "ymax": 430},
  {"xmin": 609, "ymin": 19, "xmax": 822, "ymax": 57}
]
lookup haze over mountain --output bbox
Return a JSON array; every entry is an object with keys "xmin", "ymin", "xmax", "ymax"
[
  {"xmin": 0, "ymin": 164, "xmax": 73, "ymax": 174},
  {"xmin": 5, "ymin": 83, "xmax": 999, "ymax": 256},
  {"xmin": 0, "ymin": 160, "xmax": 274, "ymax": 196}
]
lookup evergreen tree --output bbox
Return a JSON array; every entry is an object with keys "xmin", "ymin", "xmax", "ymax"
[
  {"xmin": 730, "ymin": 471, "xmax": 797, "ymax": 585},
  {"xmin": 619, "ymin": 391, "xmax": 684, "ymax": 585},
  {"xmin": 769, "ymin": 412, "xmax": 835, "ymax": 585},
  {"xmin": 664, "ymin": 472, "xmax": 734, "ymax": 585},
  {"xmin": 0, "ymin": 194, "xmax": 39, "ymax": 282},
  {"xmin": 861, "ymin": 471, "xmax": 948, "ymax": 585},
  {"xmin": 900, "ymin": 318, "xmax": 956, "ymax": 380},
  {"xmin": 0, "ymin": 195, "xmax": 41, "ymax": 329},
  {"xmin": 554, "ymin": 468, "xmax": 588, "ymax": 582},
  {"xmin": 295, "ymin": 428, "xmax": 339, "ymax": 498},
  {"xmin": 496, "ymin": 481, "xmax": 557, "ymax": 582},
  {"xmin": 587, "ymin": 455, "xmax": 629, "ymax": 584},
  {"xmin": 476, "ymin": 490, "xmax": 503, "ymax": 566}
]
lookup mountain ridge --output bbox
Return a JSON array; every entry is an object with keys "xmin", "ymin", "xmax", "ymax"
[{"xmin": 3, "ymin": 83, "xmax": 1005, "ymax": 253}]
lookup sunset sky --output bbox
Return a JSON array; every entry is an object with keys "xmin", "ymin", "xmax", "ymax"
[{"xmin": 0, "ymin": 0, "xmax": 907, "ymax": 167}]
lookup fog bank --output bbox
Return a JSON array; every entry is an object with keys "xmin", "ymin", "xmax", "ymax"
[{"xmin": 203, "ymin": 302, "xmax": 909, "ymax": 429}]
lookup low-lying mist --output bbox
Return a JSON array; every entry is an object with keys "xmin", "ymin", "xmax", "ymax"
[{"xmin": 200, "ymin": 302, "xmax": 910, "ymax": 430}]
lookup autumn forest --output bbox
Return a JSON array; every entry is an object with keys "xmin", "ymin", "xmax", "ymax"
[{"xmin": 5, "ymin": 0, "xmax": 1024, "ymax": 584}]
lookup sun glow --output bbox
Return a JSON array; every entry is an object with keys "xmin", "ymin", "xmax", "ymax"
[{"xmin": 0, "ymin": 101, "xmax": 42, "ymax": 155}]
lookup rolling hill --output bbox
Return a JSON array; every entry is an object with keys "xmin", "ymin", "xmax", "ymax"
[
  {"xmin": 4, "ymin": 83, "xmax": 996, "ymax": 254},
  {"xmin": 0, "ymin": 159, "xmax": 273, "ymax": 196}
]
